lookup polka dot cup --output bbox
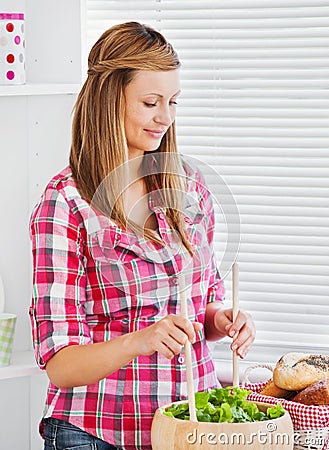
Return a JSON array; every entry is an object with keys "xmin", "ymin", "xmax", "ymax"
[{"xmin": 0, "ymin": 13, "xmax": 25, "ymax": 85}]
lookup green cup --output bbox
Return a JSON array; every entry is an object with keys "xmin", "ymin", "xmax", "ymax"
[{"xmin": 0, "ymin": 313, "xmax": 17, "ymax": 367}]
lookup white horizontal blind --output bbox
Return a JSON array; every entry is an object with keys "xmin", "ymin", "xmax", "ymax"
[{"xmin": 86, "ymin": 1, "xmax": 329, "ymax": 362}]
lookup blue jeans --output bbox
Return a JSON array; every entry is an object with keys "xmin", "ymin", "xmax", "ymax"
[{"xmin": 43, "ymin": 418, "xmax": 117, "ymax": 450}]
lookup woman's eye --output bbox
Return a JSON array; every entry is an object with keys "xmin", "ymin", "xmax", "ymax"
[{"xmin": 143, "ymin": 101, "xmax": 178, "ymax": 108}]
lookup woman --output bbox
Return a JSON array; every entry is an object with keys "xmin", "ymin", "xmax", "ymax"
[{"xmin": 29, "ymin": 22, "xmax": 255, "ymax": 450}]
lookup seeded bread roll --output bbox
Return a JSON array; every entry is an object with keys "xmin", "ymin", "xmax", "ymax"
[
  {"xmin": 291, "ymin": 378, "xmax": 329, "ymax": 406},
  {"xmin": 273, "ymin": 352, "xmax": 329, "ymax": 391}
]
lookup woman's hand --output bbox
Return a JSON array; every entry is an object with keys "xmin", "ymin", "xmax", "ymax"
[
  {"xmin": 133, "ymin": 314, "xmax": 202, "ymax": 360},
  {"xmin": 214, "ymin": 308, "xmax": 256, "ymax": 359}
]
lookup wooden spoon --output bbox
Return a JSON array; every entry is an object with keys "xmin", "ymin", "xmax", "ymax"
[
  {"xmin": 179, "ymin": 273, "xmax": 197, "ymax": 422},
  {"xmin": 232, "ymin": 262, "xmax": 240, "ymax": 387}
]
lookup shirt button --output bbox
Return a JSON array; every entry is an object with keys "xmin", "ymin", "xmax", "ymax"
[
  {"xmin": 115, "ymin": 234, "xmax": 120, "ymax": 242},
  {"xmin": 171, "ymin": 276, "xmax": 178, "ymax": 285},
  {"xmin": 178, "ymin": 355, "xmax": 185, "ymax": 364},
  {"xmin": 158, "ymin": 213, "xmax": 164, "ymax": 220}
]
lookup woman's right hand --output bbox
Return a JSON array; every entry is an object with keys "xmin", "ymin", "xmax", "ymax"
[{"xmin": 133, "ymin": 314, "xmax": 202, "ymax": 360}]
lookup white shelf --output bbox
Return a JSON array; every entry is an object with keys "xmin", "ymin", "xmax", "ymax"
[
  {"xmin": 0, "ymin": 351, "xmax": 42, "ymax": 380},
  {"xmin": 0, "ymin": 83, "xmax": 81, "ymax": 97}
]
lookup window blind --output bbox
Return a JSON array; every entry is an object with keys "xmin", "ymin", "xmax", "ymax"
[{"xmin": 85, "ymin": 1, "xmax": 329, "ymax": 363}]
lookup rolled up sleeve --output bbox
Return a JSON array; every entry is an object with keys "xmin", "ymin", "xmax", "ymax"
[{"xmin": 29, "ymin": 188, "xmax": 91, "ymax": 369}]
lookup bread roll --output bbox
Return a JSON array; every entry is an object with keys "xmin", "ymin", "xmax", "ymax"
[
  {"xmin": 291, "ymin": 378, "xmax": 329, "ymax": 406},
  {"xmin": 273, "ymin": 352, "xmax": 329, "ymax": 391},
  {"xmin": 259, "ymin": 379, "xmax": 296, "ymax": 399}
]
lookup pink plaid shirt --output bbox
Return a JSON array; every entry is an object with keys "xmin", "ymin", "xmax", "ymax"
[{"xmin": 29, "ymin": 163, "xmax": 225, "ymax": 449}]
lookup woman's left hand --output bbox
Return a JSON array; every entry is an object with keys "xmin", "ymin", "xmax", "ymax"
[{"xmin": 214, "ymin": 308, "xmax": 256, "ymax": 359}]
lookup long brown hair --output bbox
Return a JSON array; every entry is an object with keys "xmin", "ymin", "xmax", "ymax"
[{"xmin": 70, "ymin": 21, "xmax": 193, "ymax": 254}]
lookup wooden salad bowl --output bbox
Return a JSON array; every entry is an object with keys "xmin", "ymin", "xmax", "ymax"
[{"xmin": 151, "ymin": 400, "xmax": 294, "ymax": 450}]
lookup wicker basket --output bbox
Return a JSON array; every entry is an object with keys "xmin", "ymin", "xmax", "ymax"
[{"xmin": 242, "ymin": 364, "xmax": 329, "ymax": 450}]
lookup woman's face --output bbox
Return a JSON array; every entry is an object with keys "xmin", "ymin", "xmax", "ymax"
[{"xmin": 123, "ymin": 69, "xmax": 180, "ymax": 159}]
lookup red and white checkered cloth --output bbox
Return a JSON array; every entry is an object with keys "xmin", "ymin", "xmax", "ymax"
[{"xmin": 244, "ymin": 381, "xmax": 329, "ymax": 450}]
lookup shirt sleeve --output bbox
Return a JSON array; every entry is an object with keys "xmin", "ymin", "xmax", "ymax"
[{"xmin": 29, "ymin": 187, "xmax": 91, "ymax": 369}]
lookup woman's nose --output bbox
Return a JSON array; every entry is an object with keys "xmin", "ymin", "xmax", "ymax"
[{"xmin": 155, "ymin": 105, "xmax": 174, "ymax": 126}]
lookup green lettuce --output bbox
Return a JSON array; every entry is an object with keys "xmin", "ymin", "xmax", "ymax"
[{"xmin": 162, "ymin": 386, "xmax": 285, "ymax": 423}]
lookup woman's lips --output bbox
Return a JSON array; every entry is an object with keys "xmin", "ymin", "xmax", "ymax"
[{"xmin": 144, "ymin": 129, "xmax": 166, "ymax": 139}]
